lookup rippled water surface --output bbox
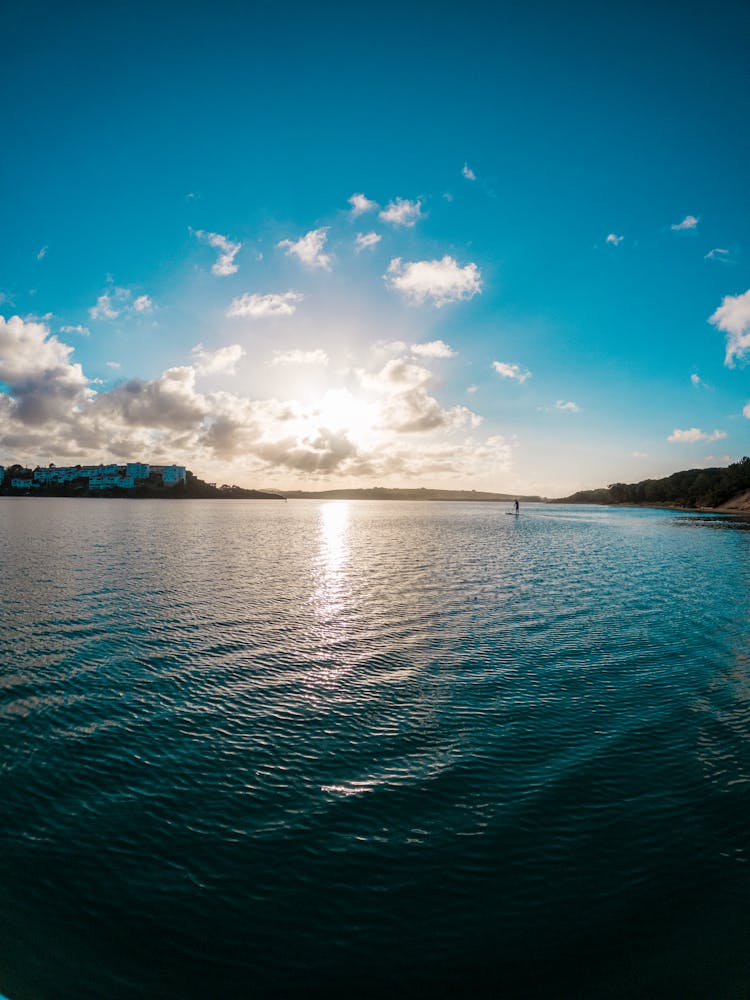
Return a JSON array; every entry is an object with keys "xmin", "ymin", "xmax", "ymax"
[{"xmin": 2, "ymin": 499, "xmax": 750, "ymax": 999}]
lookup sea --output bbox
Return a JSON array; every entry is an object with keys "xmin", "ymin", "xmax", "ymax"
[{"xmin": 1, "ymin": 498, "xmax": 750, "ymax": 999}]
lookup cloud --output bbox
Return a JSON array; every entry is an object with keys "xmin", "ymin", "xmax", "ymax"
[
  {"xmin": 492, "ymin": 360, "xmax": 531, "ymax": 383},
  {"xmin": 191, "ymin": 343, "xmax": 245, "ymax": 376},
  {"xmin": 461, "ymin": 164, "xmax": 476, "ymax": 181},
  {"xmin": 379, "ymin": 198, "xmax": 424, "ymax": 228},
  {"xmin": 89, "ymin": 287, "xmax": 153, "ymax": 321},
  {"xmin": 105, "ymin": 361, "xmax": 121, "ymax": 369},
  {"xmin": 606, "ymin": 233, "xmax": 624, "ymax": 246},
  {"xmin": 278, "ymin": 228, "xmax": 331, "ymax": 270},
  {"xmin": 705, "ymin": 248, "xmax": 731, "ymax": 262},
  {"xmin": 194, "ymin": 229, "xmax": 242, "ymax": 276},
  {"xmin": 631, "ymin": 451, "xmax": 648, "ymax": 459},
  {"xmin": 0, "ymin": 320, "xmax": 511, "ymax": 487},
  {"xmin": 709, "ymin": 289, "xmax": 750, "ymax": 366},
  {"xmin": 89, "ymin": 292, "xmax": 121, "ymax": 320},
  {"xmin": 37, "ymin": 246, "xmax": 48, "ymax": 261},
  {"xmin": 556, "ymin": 400, "xmax": 580, "ymax": 413},
  {"xmin": 667, "ymin": 427, "xmax": 727, "ymax": 443},
  {"xmin": 355, "ymin": 232, "xmax": 381, "ymax": 252},
  {"xmin": 411, "ymin": 340, "xmax": 456, "ymax": 359},
  {"xmin": 226, "ymin": 290, "xmax": 303, "ymax": 319},
  {"xmin": 690, "ymin": 373, "xmax": 710, "ymax": 388},
  {"xmin": 270, "ymin": 349, "xmax": 329, "ymax": 367},
  {"xmin": 0, "ymin": 314, "xmax": 94, "ymax": 427},
  {"xmin": 671, "ymin": 215, "xmax": 699, "ymax": 231},
  {"xmin": 385, "ymin": 256, "xmax": 481, "ymax": 307},
  {"xmin": 467, "ymin": 384, "xmax": 478, "ymax": 394},
  {"xmin": 60, "ymin": 324, "xmax": 90, "ymax": 337},
  {"xmin": 349, "ymin": 193, "xmax": 378, "ymax": 216}
]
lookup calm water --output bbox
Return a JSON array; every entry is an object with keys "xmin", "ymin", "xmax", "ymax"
[{"xmin": 2, "ymin": 499, "xmax": 750, "ymax": 999}]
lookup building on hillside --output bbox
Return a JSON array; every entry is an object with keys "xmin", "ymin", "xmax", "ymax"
[
  {"xmin": 126, "ymin": 463, "xmax": 150, "ymax": 480},
  {"xmin": 151, "ymin": 464, "xmax": 187, "ymax": 485}
]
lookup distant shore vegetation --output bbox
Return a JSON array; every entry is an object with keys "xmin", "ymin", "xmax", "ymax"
[{"xmin": 556, "ymin": 457, "xmax": 750, "ymax": 509}]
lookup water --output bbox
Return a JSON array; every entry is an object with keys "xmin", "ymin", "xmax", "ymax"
[{"xmin": 2, "ymin": 499, "xmax": 750, "ymax": 999}]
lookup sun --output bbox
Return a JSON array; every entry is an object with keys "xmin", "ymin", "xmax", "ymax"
[{"xmin": 313, "ymin": 389, "xmax": 378, "ymax": 445}]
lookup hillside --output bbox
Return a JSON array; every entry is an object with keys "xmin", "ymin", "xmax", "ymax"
[
  {"xmin": 555, "ymin": 457, "xmax": 750, "ymax": 509},
  {"xmin": 282, "ymin": 487, "xmax": 543, "ymax": 502}
]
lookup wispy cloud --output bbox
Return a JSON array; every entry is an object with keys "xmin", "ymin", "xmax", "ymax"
[
  {"xmin": 492, "ymin": 361, "xmax": 531, "ymax": 383},
  {"xmin": 690, "ymin": 372, "xmax": 711, "ymax": 388},
  {"xmin": 37, "ymin": 246, "xmax": 48, "ymax": 261},
  {"xmin": 270, "ymin": 349, "xmax": 329, "ymax": 367},
  {"xmin": 411, "ymin": 340, "xmax": 456, "ymax": 359},
  {"xmin": 667, "ymin": 427, "xmax": 726, "ymax": 443},
  {"xmin": 379, "ymin": 198, "xmax": 424, "ymax": 228},
  {"xmin": 89, "ymin": 286, "xmax": 132, "ymax": 320},
  {"xmin": 278, "ymin": 228, "xmax": 331, "ymax": 269},
  {"xmin": 671, "ymin": 215, "xmax": 699, "ymax": 231},
  {"xmin": 461, "ymin": 163, "xmax": 476, "ymax": 181},
  {"xmin": 385, "ymin": 256, "xmax": 481, "ymax": 307},
  {"xmin": 60, "ymin": 324, "xmax": 90, "ymax": 337},
  {"xmin": 705, "ymin": 248, "xmax": 731, "ymax": 262},
  {"xmin": 606, "ymin": 233, "xmax": 624, "ymax": 246},
  {"xmin": 709, "ymin": 288, "xmax": 750, "ymax": 366},
  {"xmin": 348, "ymin": 193, "xmax": 378, "ymax": 216},
  {"xmin": 226, "ymin": 290, "xmax": 303, "ymax": 319},
  {"xmin": 556, "ymin": 400, "xmax": 581, "ymax": 413},
  {"xmin": 193, "ymin": 229, "xmax": 242, "ymax": 276},
  {"xmin": 191, "ymin": 343, "xmax": 245, "ymax": 375},
  {"xmin": 105, "ymin": 360, "xmax": 121, "ymax": 369},
  {"xmin": 89, "ymin": 287, "xmax": 153, "ymax": 321},
  {"xmin": 355, "ymin": 232, "xmax": 381, "ymax": 252}
]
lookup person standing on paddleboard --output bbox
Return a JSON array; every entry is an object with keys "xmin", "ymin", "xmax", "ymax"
[{"xmin": 514, "ymin": 499, "xmax": 519, "ymax": 514}]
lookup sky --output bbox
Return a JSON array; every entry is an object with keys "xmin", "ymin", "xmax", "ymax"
[{"xmin": 1, "ymin": 0, "xmax": 749, "ymax": 495}]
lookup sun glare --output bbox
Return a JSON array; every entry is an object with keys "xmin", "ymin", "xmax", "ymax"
[{"xmin": 314, "ymin": 389, "xmax": 377, "ymax": 444}]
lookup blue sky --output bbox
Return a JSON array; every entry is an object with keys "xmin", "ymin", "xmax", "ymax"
[{"xmin": 1, "ymin": 0, "xmax": 749, "ymax": 494}]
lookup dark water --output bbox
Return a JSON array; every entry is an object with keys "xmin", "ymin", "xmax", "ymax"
[{"xmin": 2, "ymin": 499, "xmax": 750, "ymax": 999}]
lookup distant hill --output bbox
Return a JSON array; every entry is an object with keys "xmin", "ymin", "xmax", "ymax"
[
  {"xmin": 281, "ymin": 487, "xmax": 544, "ymax": 502},
  {"xmin": 554, "ymin": 457, "xmax": 750, "ymax": 509}
]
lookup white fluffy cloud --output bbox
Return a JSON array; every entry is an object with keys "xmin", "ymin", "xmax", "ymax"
[
  {"xmin": 606, "ymin": 233, "xmax": 624, "ymax": 246},
  {"xmin": 226, "ymin": 290, "xmax": 303, "ymax": 319},
  {"xmin": 278, "ymin": 228, "xmax": 331, "ymax": 270},
  {"xmin": 355, "ymin": 232, "xmax": 381, "ymax": 252},
  {"xmin": 270, "ymin": 349, "xmax": 329, "ymax": 367},
  {"xmin": 743, "ymin": 402, "xmax": 750, "ymax": 420},
  {"xmin": 191, "ymin": 343, "xmax": 245, "ymax": 376},
  {"xmin": 0, "ymin": 317, "xmax": 509, "ymax": 487},
  {"xmin": 0, "ymin": 314, "xmax": 94, "ymax": 428},
  {"xmin": 556, "ymin": 400, "xmax": 580, "ymax": 413},
  {"xmin": 411, "ymin": 340, "xmax": 456, "ymax": 359},
  {"xmin": 385, "ymin": 256, "xmax": 482, "ymax": 307},
  {"xmin": 461, "ymin": 164, "xmax": 476, "ymax": 181},
  {"xmin": 349, "ymin": 193, "xmax": 378, "ymax": 216},
  {"xmin": 133, "ymin": 295, "xmax": 153, "ymax": 313},
  {"xmin": 709, "ymin": 289, "xmax": 750, "ymax": 366},
  {"xmin": 379, "ymin": 198, "xmax": 424, "ymax": 227},
  {"xmin": 194, "ymin": 229, "xmax": 242, "ymax": 276},
  {"xmin": 667, "ymin": 427, "xmax": 727, "ymax": 443},
  {"xmin": 492, "ymin": 361, "xmax": 531, "ymax": 383},
  {"xmin": 671, "ymin": 215, "xmax": 699, "ymax": 231}
]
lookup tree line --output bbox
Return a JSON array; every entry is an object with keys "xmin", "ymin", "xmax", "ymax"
[{"xmin": 558, "ymin": 457, "xmax": 750, "ymax": 508}]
